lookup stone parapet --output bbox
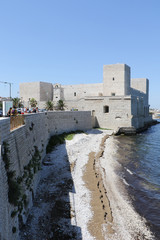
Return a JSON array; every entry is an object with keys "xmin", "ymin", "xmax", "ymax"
[{"xmin": 0, "ymin": 111, "xmax": 91, "ymax": 240}]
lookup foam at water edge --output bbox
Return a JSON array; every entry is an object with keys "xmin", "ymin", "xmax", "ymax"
[
  {"xmin": 99, "ymin": 137, "xmax": 155, "ymax": 240},
  {"xmin": 125, "ymin": 167, "xmax": 134, "ymax": 175}
]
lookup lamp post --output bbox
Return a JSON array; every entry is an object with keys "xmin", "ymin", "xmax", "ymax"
[
  {"xmin": 21, "ymin": 97, "xmax": 23, "ymax": 108},
  {"xmin": 0, "ymin": 81, "xmax": 13, "ymax": 99},
  {"xmin": 28, "ymin": 98, "xmax": 30, "ymax": 109}
]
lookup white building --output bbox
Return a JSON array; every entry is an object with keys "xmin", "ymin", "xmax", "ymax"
[{"xmin": 20, "ymin": 63, "xmax": 152, "ymax": 132}]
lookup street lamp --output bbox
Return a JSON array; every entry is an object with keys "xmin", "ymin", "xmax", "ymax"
[{"xmin": 0, "ymin": 81, "xmax": 13, "ymax": 99}]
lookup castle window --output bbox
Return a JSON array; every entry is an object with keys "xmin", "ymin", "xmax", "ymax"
[
  {"xmin": 112, "ymin": 77, "xmax": 115, "ymax": 81},
  {"xmin": 92, "ymin": 110, "xmax": 95, "ymax": 116},
  {"xmin": 74, "ymin": 92, "xmax": 76, "ymax": 96},
  {"xmin": 111, "ymin": 93, "xmax": 115, "ymax": 96},
  {"xmin": 103, "ymin": 106, "xmax": 109, "ymax": 113}
]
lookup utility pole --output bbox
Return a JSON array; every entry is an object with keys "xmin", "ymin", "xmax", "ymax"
[{"xmin": 0, "ymin": 81, "xmax": 13, "ymax": 99}]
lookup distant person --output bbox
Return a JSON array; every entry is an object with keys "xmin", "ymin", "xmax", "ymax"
[
  {"xmin": 7, "ymin": 107, "xmax": 12, "ymax": 117},
  {"xmin": 12, "ymin": 106, "xmax": 18, "ymax": 116}
]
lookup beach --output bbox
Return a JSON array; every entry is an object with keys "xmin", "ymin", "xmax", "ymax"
[{"xmin": 20, "ymin": 129, "xmax": 155, "ymax": 240}]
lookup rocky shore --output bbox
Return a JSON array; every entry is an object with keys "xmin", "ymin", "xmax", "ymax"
[{"xmin": 20, "ymin": 129, "xmax": 154, "ymax": 240}]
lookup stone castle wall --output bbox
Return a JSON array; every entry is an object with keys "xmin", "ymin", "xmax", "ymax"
[
  {"xmin": 20, "ymin": 82, "xmax": 41, "ymax": 103},
  {"xmin": 19, "ymin": 63, "xmax": 151, "ymax": 131},
  {"xmin": 103, "ymin": 64, "xmax": 131, "ymax": 96},
  {"xmin": 65, "ymin": 96, "xmax": 132, "ymax": 130},
  {"xmin": 62, "ymin": 83, "xmax": 103, "ymax": 100},
  {"xmin": 0, "ymin": 111, "xmax": 91, "ymax": 240},
  {"xmin": 131, "ymin": 78, "xmax": 149, "ymax": 105}
]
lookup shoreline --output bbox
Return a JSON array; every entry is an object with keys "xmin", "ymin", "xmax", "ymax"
[
  {"xmin": 99, "ymin": 136, "xmax": 155, "ymax": 240},
  {"xmin": 20, "ymin": 129, "xmax": 155, "ymax": 240}
]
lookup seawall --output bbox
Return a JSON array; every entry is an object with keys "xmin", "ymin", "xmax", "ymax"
[{"xmin": 0, "ymin": 111, "xmax": 91, "ymax": 240}]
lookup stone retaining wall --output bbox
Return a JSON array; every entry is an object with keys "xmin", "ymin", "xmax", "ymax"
[{"xmin": 0, "ymin": 111, "xmax": 91, "ymax": 240}]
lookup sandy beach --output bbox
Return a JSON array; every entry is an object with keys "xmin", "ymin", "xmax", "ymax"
[{"xmin": 20, "ymin": 129, "xmax": 155, "ymax": 240}]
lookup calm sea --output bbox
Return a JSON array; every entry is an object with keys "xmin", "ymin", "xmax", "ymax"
[{"xmin": 115, "ymin": 121, "xmax": 160, "ymax": 239}]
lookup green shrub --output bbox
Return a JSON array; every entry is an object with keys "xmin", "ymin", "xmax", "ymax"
[
  {"xmin": 46, "ymin": 130, "xmax": 84, "ymax": 153},
  {"xmin": 11, "ymin": 210, "xmax": 18, "ymax": 218},
  {"xmin": 2, "ymin": 142, "xmax": 21, "ymax": 206},
  {"xmin": 2, "ymin": 142, "xmax": 10, "ymax": 170},
  {"xmin": 8, "ymin": 177, "xmax": 21, "ymax": 206},
  {"xmin": 12, "ymin": 226, "xmax": 16, "ymax": 233}
]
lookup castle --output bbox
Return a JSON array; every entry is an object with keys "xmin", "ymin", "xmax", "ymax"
[{"xmin": 20, "ymin": 63, "xmax": 152, "ymax": 132}]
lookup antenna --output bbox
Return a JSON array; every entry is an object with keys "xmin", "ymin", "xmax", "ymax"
[{"xmin": 0, "ymin": 81, "xmax": 13, "ymax": 99}]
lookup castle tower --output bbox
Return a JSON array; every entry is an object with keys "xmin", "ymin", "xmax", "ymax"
[
  {"xmin": 53, "ymin": 83, "xmax": 63, "ymax": 101},
  {"xmin": 103, "ymin": 63, "xmax": 131, "ymax": 96},
  {"xmin": 131, "ymin": 78, "xmax": 149, "ymax": 105}
]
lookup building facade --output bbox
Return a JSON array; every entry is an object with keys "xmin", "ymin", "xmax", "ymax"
[{"xmin": 20, "ymin": 63, "xmax": 152, "ymax": 131}]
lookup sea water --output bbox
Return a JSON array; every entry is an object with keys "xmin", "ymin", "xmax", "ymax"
[{"xmin": 114, "ymin": 121, "xmax": 160, "ymax": 239}]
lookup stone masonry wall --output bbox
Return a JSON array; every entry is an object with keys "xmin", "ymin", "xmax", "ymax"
[
  {"xmin": 62, "ymin": 83, "xmax": 103, "ymax": 102},
  {"xmin": 0, "ymin": 111, "xmax": 91, "ymax": 240},
  {"xmin": 103, "ymin": 64, "xmax": 131, "ymax": 96},
  {"xmin": 65, "ymin": 97, "xmax": 132, "ymax": 130}
]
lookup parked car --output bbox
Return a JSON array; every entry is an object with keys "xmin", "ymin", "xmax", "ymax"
[
  {"xmin": 27, "ymin": 109, "xmax": 32, "ymax": 113},
  {"xmin": 38, "ymin": 109, "xmax": 47, "ymax": 112},
  {"xmin": 17, "ymin": 108, "xmax": 21, "ymax": 114}
]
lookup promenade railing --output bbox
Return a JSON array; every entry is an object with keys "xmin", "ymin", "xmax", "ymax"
[{"xmin": 10, "ymin": 115, "xmax": 25, "ymax": 131}]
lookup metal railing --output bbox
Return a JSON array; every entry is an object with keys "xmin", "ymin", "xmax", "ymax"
[{"xmin": 10, "ymin": 115, "xmax": 25, "ymax": 131}]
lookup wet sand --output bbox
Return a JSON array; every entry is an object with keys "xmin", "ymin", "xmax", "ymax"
[{"xmin": 83, "ymin": 135, "xmax": 114, "ymax": 240}]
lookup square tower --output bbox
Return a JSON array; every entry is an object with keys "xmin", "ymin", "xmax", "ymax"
[
  {"xmin": 53, "ymin": 83, "xmax": 63, "ymax": 101},
  {"xmin": 131, "ymin": 78, "xmax": 149, "ymax": 105},
  {"xmin": 103, "ymin": 64, "xmax": 131, "ymax": 96}
]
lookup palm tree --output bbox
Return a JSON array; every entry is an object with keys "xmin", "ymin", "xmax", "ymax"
[
  {"xmin": 30, "ymin": 98, "xmax": 37, "ymax": 108},
  {"xmin": 45, "ymin": 100, "xmax": 54, "ymax": 110},
  {"xmin": 57, "ymin": 99, "xmax": 65, "ymax": 110},
  {"xmin": 12, "ymin": 97, "xmax": 21, "ymax": 108}
]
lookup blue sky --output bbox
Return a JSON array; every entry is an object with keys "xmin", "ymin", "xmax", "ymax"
[{"xmin": 0, "ymin": 0, "xmax": 159, "ymax": 109}]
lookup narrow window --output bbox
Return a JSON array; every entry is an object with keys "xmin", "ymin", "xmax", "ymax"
[
  {"xmin": 112, "ymin": 77, "xmax": 115, "ymax": 81},
  {"xmin": 111, "ymin": 93, "xmax": 115, "ymax": 96},
  {"xmin": 103, "ymin": 106, "xmax": 109, "ymax": 113},
  {"xmin": 74, "ymin": 92, "xmax": 76, "ymax": 96},
  {"xmin": 92, "ymin": 110, "xmax": 95, "ymax": 116}
]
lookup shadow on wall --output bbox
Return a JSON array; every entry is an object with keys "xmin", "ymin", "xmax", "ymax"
[
  {"xmin": 19, "ymin": 139, "xmax": 82, "ymax": 240},
  {"xmin": 92, "ymin": 116, "xmax": 100, "ymax": 128}
]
